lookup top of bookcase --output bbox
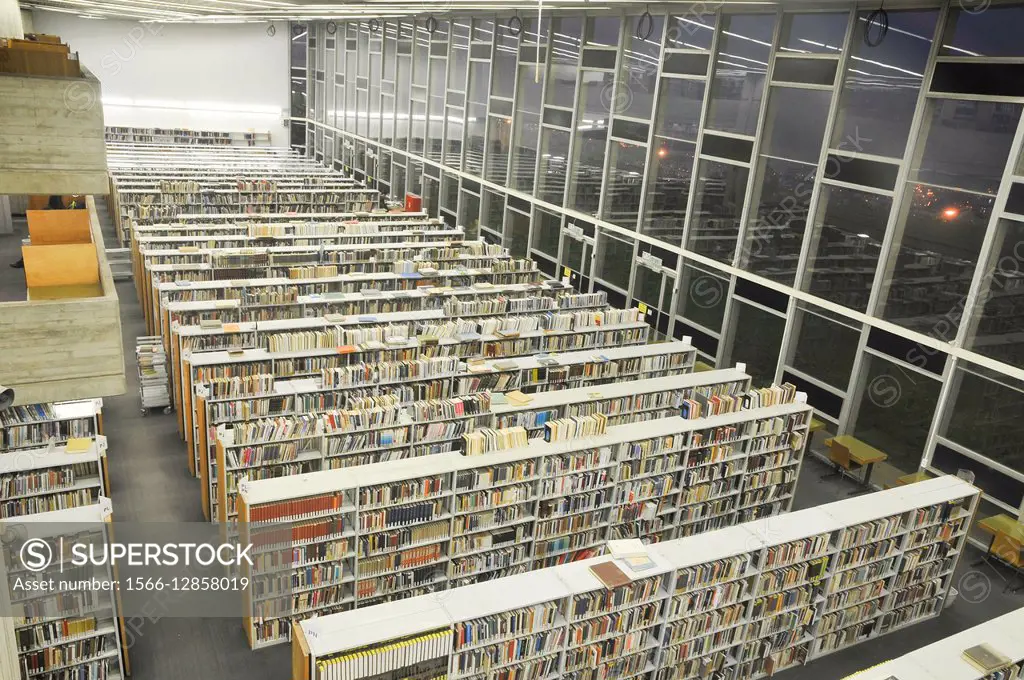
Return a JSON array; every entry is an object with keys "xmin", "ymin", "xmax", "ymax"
[{"xmin": 303, "ymin": 598, "xmax": 451, "ymax": 659}]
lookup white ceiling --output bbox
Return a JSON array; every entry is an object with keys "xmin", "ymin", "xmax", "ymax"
[{"xmin": 23, "ymin": 0, "xmax": 801, "ymax": 23}]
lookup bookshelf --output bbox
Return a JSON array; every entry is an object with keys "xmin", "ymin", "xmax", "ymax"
[
  {"xmin": 843, "ymin": 606, "xmax": 1024, "ymax": 680},
  {"xmin": 0, "ymin": 436, "xmax": 110, "ymax": 518},
  {"xmin": 239, "ymin": 398, "xmax": 812, "ymax": 648},
  {"xmin": 139, "ymin": 239, "xmax": 513, "ymax": 328},
  {"xmin": 2, "ymin": 502, "xmax": 129, "ymax": 680},
  {"xmin": 184, "ymin": 308, "xmax": 648, "ymax": 480},
  {"xmin": 146, "ymin": 254, "xmax": 542, "ymax": 339},
  {"xmin": 0, "ymin": 399, "xmax": 103, "ymax": 451},
  {"xmin": 192, "ymin": 340, "xmax": 695, "ymax": 513},
  {"xmin": 105, "ymin": 126, "xmax": 272, "ymax": 146},
  {"xmin": 291, "ymin": 476, "xmax": 979, "ymax": 678},
  {"xmin": 214, "ymin": 368, "xmax": 743, "ymax": 525}
]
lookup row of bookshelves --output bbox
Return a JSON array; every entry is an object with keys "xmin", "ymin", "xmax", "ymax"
[
  {"xmin": 240, "ymin": 398, "xmax": 814, "ymax": 648},
  {"xmin": 211, "ymin": 369, "xmax": 750, "ymax": 524},
  {"xmin": 845, "ymin": 606, "xmax": 1024, "ymax": 680},
  {"xmin": 0, "ymin": 437, "xmax": 109, "ymax": 519},
  {"xmin": 189, "ymin": 341, "xmax": 696, "ymax": 516},
  {"xmin": 292, "ymin": 475, "xmax": 979, "ymax": 678}
]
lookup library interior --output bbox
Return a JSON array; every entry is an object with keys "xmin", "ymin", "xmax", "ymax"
[{"xmin": 1, "ymin": 0, "xmax": 1024, "ymax": 679}]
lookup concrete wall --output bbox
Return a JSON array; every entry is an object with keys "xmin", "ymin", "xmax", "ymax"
[{"xmin": 32, "ymin": 12, "xmax": 291, "ymax": 146}]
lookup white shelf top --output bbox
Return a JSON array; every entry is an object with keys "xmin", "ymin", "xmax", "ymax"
[
  {"xmin": 142, "ymin": 239, "xmax": 468, "ymax": 257},
  {"xmin": 820, "ymin": 476, "xmax": 976, "ymax": 527},
  {"xmin": 12, "ymin": 499, "xmax": 111, "ymax": 535},
  {"xmin": 490, "ymin": 368, "xmax": 747, "ymax": 415},
  {"xmin": 742, "ymin": 507, "xmax": 840, "ymax": 546},
  {"xmin": 0, "ymin": 436, "xmax": 104, "ymax": 473},
  {"xmin": 0, "ymin": 399, "xmax": 102, "ymax": 427},
  {"xmin": 555, "ymin": 550, "xmax": 675, "ymax": 594},
  {"xmin": 652, "ymin": 524, "xmax": 765, "ymax": 568},
  {"xmin": 441, "ymin": 570, "xmax": 573, "ymax": 621},
  {"xmin": 303, "ymin": 598, "xmax": 452, "ymax": 659}
]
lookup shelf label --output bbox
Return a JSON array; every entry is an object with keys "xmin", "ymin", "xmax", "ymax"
[{"xmin": 638, "ymin": 302, "xmax": 648, "ymax": 315}]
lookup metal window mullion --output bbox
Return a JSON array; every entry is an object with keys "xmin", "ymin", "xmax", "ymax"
[
  {"xmin": 667, "ymin": 11, "xmax": 722, "ymax": 341},
  {"xmin": 596, "ymin": 11, "xmax": 628, "ymax": 220},
  {"xmin": 838, "ymin": 325, "xmax": 874, "ymax": 435},
  {"xmin": 504, "ymin": 27, "xmax": 525, "ymax": 194},
  {"xmin": 559, "ymin": 24, "xmax": 586, "ymax": 211},
  {"xmin": 954, "ymin": 105, "xmax": 1024, "ymax": 349},
  {"xmin": 716, "ymin": 276, "xmax": 742, "ymax": 368},
  {"xmin": 864, "ymin": 1, "xmax": 950, "ymax": 318},
  {"xmin": 790, "ymin": 11, "xmax": 856, "ymax": 294},
  {"xmin": 632, "ymin": 14, "xmax": 669, "ymax": 235},
  {"xmin": 730, "ymin": 8, "xmax": 784, "ymax": 271},
  {"xmin": 921, "ymin": 356, "xmax": 964, "ymax": 469},
  {"xmin": 528, "ymin": 22, "xmax": 554, "ymax": 207}
]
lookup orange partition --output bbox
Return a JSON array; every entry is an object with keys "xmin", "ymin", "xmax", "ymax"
[
  {"xmin": 23, "ymin": 243, "xmax": 99, "ymax": 288},
  {"xmin": 26, "ymin": 209, "xmax": 92, "ymax": 245}
]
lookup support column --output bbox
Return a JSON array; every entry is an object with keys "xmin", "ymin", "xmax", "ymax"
[{"xmin": 0, "ymin": 196, "xmax": 13, "ymax": 235}]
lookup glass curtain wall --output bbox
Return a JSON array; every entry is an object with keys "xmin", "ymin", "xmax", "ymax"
[{"xmin": 306, "ymin": 4, "xmax": 1024, "ymax": 522}]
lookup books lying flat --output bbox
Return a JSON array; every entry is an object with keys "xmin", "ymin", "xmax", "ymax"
[
  {"xmin": 962, "ymin": 644, "xmax": 1012, "ymax": 673},
  {"xmin": 505, "ymin": 390, "xmax": 533, "ymax": 406},
  {"xmin": 590, "ymin": 561, "xmax": 630, "ymax": 589}
]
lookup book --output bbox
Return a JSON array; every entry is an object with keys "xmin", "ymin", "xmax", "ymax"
[
  {"xmin": 963, "ymin": 644, "xmax": 1012, "ymax": 672},
  {"xmin": 505, "ymin": 391, "xmax": 533, "ymax": 406},
  {"xmin": 608, "ymin": 538, "xmax": 646, "ymax": 559},
  {"xmin": 65, "ymin": 437, "xmax": 92, "ymax": 453},
  {"xmin": 589, "ymin": 561, "xmax": 631, "ymax": 589}
]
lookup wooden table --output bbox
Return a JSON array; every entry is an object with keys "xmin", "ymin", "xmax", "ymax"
[
  {"xmin": 885, "ymin": 470, "xmax": 933, "ymax": 490},
  {"xmin": 830, "ymin": 435, "xmax": 888, "ymax": 490},
  {"xmin": 976, "ymin": 514, "xmax": 1024, "ymax": 580}
]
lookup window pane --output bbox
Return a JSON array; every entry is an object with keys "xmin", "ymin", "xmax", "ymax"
[
  {"xmin": 881, "ymin": 184, "xmax": 993, "ymax": 334},
  {"xmin": 634, "ymin": 265, "xmax": 671, "ymax": 310},
  {"xmin": 533, "ymin": 209, "xmax": 561, "ymax": 258},
  {"xmin": 394, "ymin": 55, "xmax": 410, "ymax": 150},
  {"xmin": 945, "ymin": 365, "xmax": 1024, "ymax": 470},
  {"xmin": 913, "ymin": 99, "xmax": 1023, "ymax": 195},
  {"xmin": 616, "ymin": 14, "xmax": 664, "ymax": 120},
  {"xmin": 547, "ymin": 17, "xmax": 582, "ymax": 108},
  {"xmin": 778, "ymin": 12, "xmax": 847, "ymax": 54},
  {"xmin": 685, "ymin": 159, "xmax": 750, "ymax": 265},
  {"xmin": 790, "ymin": 306, "xmax": 859, "ymax": 390},
  {"xmin": 603, "ymin": 141, "xmax": 647, "ymax": 229},
  {"xmin": 505, "ymin": 209, "xmax": 530, "ymax": 259},
  {"xmin": 643, "ymin": 138, "xmax": 696, "ymax": 245},
  {"xmin": 968, "ymin": 218, "xmax": 1024, "ymax": 369},
  {"xmin": 854, "ymin": 354, "xmax": 939, "ymax": 475},
  {"xmin": 459, "ymin": 190, "xmax": 480, "ymax": 241},
  {"xmin": 941, "ymin": 4, "xmax": 1024, "ymax": 57},
  {"xmin": 706, "ymin": 14, "xmax": 775, "ymax": 135},
  {"xmin": 538, "ymin": 127, "xmax": 571, "ymax": 204},
  {"xmin": 444, "ymin": 106, "xmax": 464, "ymax": 168},
  {"xmin": 482, "ymin": 189, "xmax": 504, "ymax": 232},
  {"xmin": 727, "ymin": 301, "xmax": 784, "ymax": 387},
  {"xmin": 678, "ymin": 264, "xmax": 727, "ymax": 332},
  {"xmin": 585, "ymin": 16, "xmax": 620, "ymax": 47},
  {"xmin": 426, "ymin": 58, "xmax": 445, "ymax": 161},
  {"xmin": 492, "ymin": 28, "xmax": 517, "ymax": 98},
  {"xmin": 596, "ymin": 232, "xmax": 633, "ymax": 290},
  {"xmin": 804, "ymin": 184, "xmax": 889, "ymax": 313},
  {"xmin": 665, "ymin": 13, "xmax": 716, "ymax": 50},
  {"xmin": 511, "ymin": 66, "xmax": 543, "ymax": 192},
  {"xmin": 762, "ymin": 86, "xmax": 831, "ymax": 164},
  {"xmin": 442, "ymin": 173, "xmax": 459, "ymax": 212},
  {"xmin": 465, "ymin": 62, "xmax": 489, "ymax": 175},
  {"xmin": 449, "ymin": 21, "xmax": 469, "ymax": 89},
  {"xmin": 485, "ymin": 114, "xmax": 511, "ymax": 183},
  {"xmin": 832, "ymin": 9, "xmax": 937, "ymax": 159},
  {"xmin": 654, "ymin": 78, "xmax": 705, "ymax": 143},
  {"xmin": 568, "ymin": 72, "xmax": 614, "ymax": 215},
  {"xmin": 742, "ymin": 157, "xmax": 815, "ymax": 285},
  {"xmin": 392, "ymin": 164, "xmax": 406, "ymax": 201}
]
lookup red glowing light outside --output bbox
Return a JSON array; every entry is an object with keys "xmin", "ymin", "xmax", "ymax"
[{"xmin": 942, "ymin": 207, "xmax": 960, "ymax": 219}]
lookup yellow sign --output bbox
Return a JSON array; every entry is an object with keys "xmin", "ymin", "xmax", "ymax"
[
  {"xmin": 638, "ymin": 302, "xmax": 648, "ymax": 314},
  {"xmin": 563, "ymin": 267, "xmax": 571, "ymax": 277}
]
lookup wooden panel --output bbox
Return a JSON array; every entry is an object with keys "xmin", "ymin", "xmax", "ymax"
[
  {"xmin": 0, "ymin": 70, "xmax": 107, "ymax": 194},
  {"xmin": 0, "ymin": 196, "xmax": 125, "ymax": 404},
  {"xmin": 27, "ymin": 208, "xmax": 91, "ymax": 244},
  {"xmin": 292, "ymin": 623, "xmax": 311, "ymax": 680},
  {"xmin": 22, "ymin": 243, "xmax": 98, "ymax": 288}
]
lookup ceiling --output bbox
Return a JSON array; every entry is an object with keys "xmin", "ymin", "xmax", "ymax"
[{"xmin": 21, "ymin": 0, "xmax": 844, "ymax": 23}]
